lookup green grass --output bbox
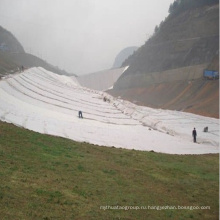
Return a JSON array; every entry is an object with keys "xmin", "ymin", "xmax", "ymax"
[{"xmin": 0, "ymin": 121, "xmax": 219, "ymax": 219}]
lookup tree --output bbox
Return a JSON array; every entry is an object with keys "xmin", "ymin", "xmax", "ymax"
[
  {"xmin": 168, "ymin": 0, "xmax": 219, "ymax": 15},
  {"xmin": 154, "ymin": 25, "xmax": 159, "ymax": 34}
]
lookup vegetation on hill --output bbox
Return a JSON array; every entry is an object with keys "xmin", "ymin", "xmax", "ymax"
[
  {"xmin": 153, "ymin": 0, "xmax": 219, "ymax": 36},
  {"xmin": 121, "ymin": 1, "xmax": 219, "ymax": 74},
  {"xmin": 168, "ymin": 0, "xmax": 219, "ymax": 15},
  {"xmin": 0, "ymin": 121, "xmax": 218, "ymax": 219},
  {"xmin": 0, "ymin": 26, "xmax": 75, "ymax": 77},
  {"xmin": 109, "ymin": 0, "xmax": 219, "ymax": 118},
  {"xmin": 0, "ymin": 26, "xmax": 24, "ymax": 53}
]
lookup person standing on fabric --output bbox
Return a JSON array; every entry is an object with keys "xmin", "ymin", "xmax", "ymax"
[
  {"xmin": 192, "ymin": 128, "xmax": 197, "ymax": 143},
  {"xmin": 78, "ymin": 111, "xmax": 83, "ymax": 118}
]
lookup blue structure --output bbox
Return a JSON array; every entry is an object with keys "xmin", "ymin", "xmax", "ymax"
[{"xmin": 203, "ymin": 70, "xmax": 219, "ymax": 80}]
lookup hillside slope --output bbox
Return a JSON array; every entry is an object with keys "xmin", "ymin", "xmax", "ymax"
[
  {"xmin": 5, "ymin": 52, "xmax": 74, "ymax": 76},
  {"xmin": 0, "ymin": 67, "xmax": 218, "ymax": 154},
  {"xmin": 109, "ymin": 2, "xmax": 219, "ymax": 118},
  {"xmin": 0, "ymin": 26, "xmax": 24, "ymax": 53},
  {"xmin": 0, "ymin": 26, "xmax": 74, "ymax": 77}
]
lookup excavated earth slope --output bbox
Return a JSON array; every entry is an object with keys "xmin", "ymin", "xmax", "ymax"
[
  {"xmin": 109, "ymin": 77, "xmax": 219, "ymax": 118},
  {"xmin": 108, "ymin": 63, "xmax": 219, "ymax": 118}
]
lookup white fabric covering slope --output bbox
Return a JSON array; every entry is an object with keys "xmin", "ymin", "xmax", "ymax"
[{"xmin": 0, "ymin": 67, "xmax": 219, "ymax": 155}]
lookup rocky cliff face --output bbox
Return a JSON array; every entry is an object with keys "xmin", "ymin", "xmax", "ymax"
[{"xmin": 108, "ymin": 3, "xmax": 219, "ymax": 118}]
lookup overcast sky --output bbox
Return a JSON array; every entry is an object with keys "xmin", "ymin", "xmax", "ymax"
[{"xmin": 0, "ymin": 0, "xmax": 174, "ymax": 75}]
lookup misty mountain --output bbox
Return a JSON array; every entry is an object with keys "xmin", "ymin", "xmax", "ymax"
[
  {"xmin": 0, "ymin": 25, "xmax": 75, "ymax": 77},
  {"xmin": 0, "ymin": 26, "xmax": 25, "ymax": 53},
  {"xmin": 112, "ymin": 46, "xmax": 138, "ymax": 68},
  {"xmin": 108, "ymin": 0, "xmax": 219, "ymax": 118}
]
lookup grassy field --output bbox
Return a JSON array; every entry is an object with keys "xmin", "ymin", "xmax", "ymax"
[{"xmin": 0, "ymin": 121, "xmax": 219, "ymax": 220}]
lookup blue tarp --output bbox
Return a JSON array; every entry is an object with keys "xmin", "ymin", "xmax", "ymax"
[{"xmin": 203, "ymin": 70, "xmax": 219, "ymax": 79}]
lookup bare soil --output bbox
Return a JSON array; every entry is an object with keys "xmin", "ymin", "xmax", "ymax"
[{"xmin": 108, "ymin": 78, "xmax": 219, "ymax": 118}]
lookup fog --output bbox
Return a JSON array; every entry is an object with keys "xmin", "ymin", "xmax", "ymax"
[{"xmin": 0, "ymin": 0, "xmax": 174, "ymax": 75}]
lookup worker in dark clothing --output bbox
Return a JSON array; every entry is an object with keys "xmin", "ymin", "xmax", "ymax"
[
  {"xmin": 192, "ymin": 128, "xmax": 197, "ymax": 143},
  {"xmin": 78, "ymin": 111, "xmax": 83, "ymax": 118}
]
